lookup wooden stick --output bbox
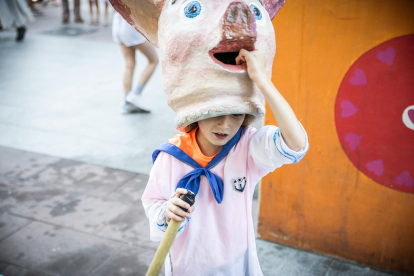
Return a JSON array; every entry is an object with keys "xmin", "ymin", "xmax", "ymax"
[
  {"xmin": 146, "ymin": 219, "xmax": 181, "ymax": 276},
  {"xmin": 146, "ymin": 190, "xmax": 195, "ymax": 276}
]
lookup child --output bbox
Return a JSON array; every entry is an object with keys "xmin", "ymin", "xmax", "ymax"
[
  {"xmin": 112, "ymin": 11, "xmax": 159, "ymax": 113},
  {"xmin": 142, "ymin": 49, "xmax": 309, "ymax": 275}
]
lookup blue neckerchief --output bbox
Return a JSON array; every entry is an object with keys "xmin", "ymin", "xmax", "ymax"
[{"xmin": 152, "ymin": 127, "xmax": 245, "ymax": 203}]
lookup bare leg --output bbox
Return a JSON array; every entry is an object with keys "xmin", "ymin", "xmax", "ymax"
[
  {"xmin": 95, "ymin": 0, "xmax": 100, "ymax": 25},
  {"xmin": 133, "ymin": 41, "xmax": 159, "ymax": 86},
  {"xmin": 104, "ymin": 2, "xmax": 109, "ymax": 26},
  {"xmin": 74, "ymin": 0, "xmax": 82, "ymax": 22},
  {"xmin": 89, "ymin": 1, "xmax": 93, "ymax": 24},
  {"xmin": 120, "ymin": 44, "xmax": 136, "ymax": 96}
]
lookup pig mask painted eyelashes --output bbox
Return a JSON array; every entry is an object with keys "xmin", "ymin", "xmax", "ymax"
[{"xmin": 110, "ymin": 0, "xmax": 286, "ymax": 132}]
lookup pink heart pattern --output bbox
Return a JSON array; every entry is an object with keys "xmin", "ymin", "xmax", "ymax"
[
  {"xmin": 395, "ymin": 171, "xmax": 413, "ymax": 187},
  {"xmin": 344, "ymin": 133, "xmax": 362, "ymax": 150},
  {"xmin": 408, "ymin": 109, "xmax": 414, "ymax": 124},
  {"xmin": 376, "ymin": 47, "xmax": 395, "ymax": 66},
  {"xmin": 349, "ymin": 69, "xmax": 367, "ymax": 86},
  {"xmin": 366, "ymin": 160, "xmax": 384, "ymax": 177},
  {"xmin": 341, "ymin": 100, "xmax": 358, "ymax": 118}
]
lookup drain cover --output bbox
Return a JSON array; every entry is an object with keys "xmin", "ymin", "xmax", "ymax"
[{"xmin": 43, "ymin": 27, "xmax": 98, "ymax": 36}]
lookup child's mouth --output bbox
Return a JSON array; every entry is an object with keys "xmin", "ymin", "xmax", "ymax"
[{"xmin": 214, "ymin": 132, "xmax": 229, "ymax": 139}]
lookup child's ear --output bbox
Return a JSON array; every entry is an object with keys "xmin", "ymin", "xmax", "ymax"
[
  {"xmin": 109, "ymin": 0, "xmax": 161, "ymax": 46},
  {"xmin": 263, "ymin": 0, "xmax": 287, "ymax": 20}
]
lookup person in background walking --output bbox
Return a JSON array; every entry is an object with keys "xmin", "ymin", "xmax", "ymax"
[
  {"xmin": 0, "ymin": 0, "xmax": 34, "ymax": 41},
  {"xmin": 61, "ymin": 0, "xmax": 83, "ymax": 24},
  {"xmin": 112, "ymin": 12, "xmax": 159, "ymax": 113},
  {"xmin": 88, "ymin": 0, "xmax": 99, "ymax": 25}
]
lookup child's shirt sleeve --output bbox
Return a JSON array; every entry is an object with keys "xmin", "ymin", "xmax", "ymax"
[
  {"xmin": 249, "ymin": 121, "xmax": 309, "ymax": 173},
  {"xmin": 141, "ymin": 152, "xmax": 190, "ymax": 242}
]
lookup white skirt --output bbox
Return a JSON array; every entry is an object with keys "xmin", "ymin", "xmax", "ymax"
[
  {"xmin": 0, "ymin": 0, "xmax": 34, "ymax": 29},
  {"xmin": 112, "ymin": 12, "xmax": 146, "ymax": 47}
]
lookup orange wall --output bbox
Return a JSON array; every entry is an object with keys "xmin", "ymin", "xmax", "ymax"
[{"xmin": 260, "ymin": 0, "xmax": 414, "ymax": 274}]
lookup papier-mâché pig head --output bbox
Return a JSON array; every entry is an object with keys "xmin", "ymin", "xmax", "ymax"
[{"xmin": 110, "ymin": 0, "xmax": 286, "ymax": 132}]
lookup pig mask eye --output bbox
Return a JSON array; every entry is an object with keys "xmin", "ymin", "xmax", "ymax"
[
  {"xmin": 249, "ymin": 4, "xmax": 262, "ymax": 20},
  {"xmin": 184, "ymin": 1, "xmax": 202, "ymax": 18}
]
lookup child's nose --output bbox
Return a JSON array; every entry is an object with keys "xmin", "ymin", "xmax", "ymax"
[{"xmin": 218, "ymin": 115, "xmax": 232, "ymax": 129}]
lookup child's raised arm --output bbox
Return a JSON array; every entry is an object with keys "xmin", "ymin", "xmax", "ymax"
[{"xmin": 236, "ymin": 49, "xmax": 306, "ymax": 151}]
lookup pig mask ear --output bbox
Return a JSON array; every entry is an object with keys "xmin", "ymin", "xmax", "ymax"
[
  {"xmin": 109, "ymin": 0, "xmax": 161, "ymax": 47},
  {"xmin": 262, "ymin": 0, "xmax": 286, "ymax": 20}
]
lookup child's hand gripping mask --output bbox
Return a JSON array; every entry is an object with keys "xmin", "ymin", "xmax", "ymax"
[{"xmin": 110, "ymin": 0, "xmax": 286, "ymax": 132}]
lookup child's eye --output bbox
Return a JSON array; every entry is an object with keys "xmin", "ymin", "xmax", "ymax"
[
  {"xmin": 184, "ymin": 1, "xmax": 202, "ymax": 18},
  {"xmin": 232, "ymin": 114, "xmax": 243, "ymax": 118}
]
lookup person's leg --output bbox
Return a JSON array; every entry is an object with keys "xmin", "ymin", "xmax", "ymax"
[
  {"xmin": 61, "ymin": 0, "xmax": 69, "ymax": 23},
  {"xmin": 104, "ymin": 2, "xmax": 109, "ymax": 26},
  {"xmin": 120, "ymin": 44, "xmax": 136, "ymax": 96},
  {"xmin": 16, "ymin": 26, "xmax": 26, "ymax": 42},
  {"xmin": 89, "ymin": 0, "xmax": 93, "ymax": 24},
  {"xmin": 95, "ymin": 0, "xmax": 100, "ymax": 25},
  {"xmin": 74, "ymin": 0, "xmax": 83, "ymax": 22},
  {"xmin": 131, "ymin": 40, "xmax": 159, "ymax": 95}
]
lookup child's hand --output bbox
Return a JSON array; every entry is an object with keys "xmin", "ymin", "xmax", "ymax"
[
  {"xmin": 235, "ymin": 49, "xmax": 268, "ymax": 83},
  {"xmin": 165, "ymin": 188, "xmax": 196, "ymax": 222}
]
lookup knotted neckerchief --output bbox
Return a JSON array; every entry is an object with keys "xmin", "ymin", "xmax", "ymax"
[{"xmin": 152, "ymin": 127, "xmax": 245, "ymax": 203}]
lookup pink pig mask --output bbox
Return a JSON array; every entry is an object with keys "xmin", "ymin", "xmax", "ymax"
[{"xmin": 110, "ymin": 0, "xmax": 286, "ymax": 132}]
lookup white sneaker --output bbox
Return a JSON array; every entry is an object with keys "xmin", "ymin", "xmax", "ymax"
[
  {"xmin": 122, "ymin": 102, "xmax": 140, "ymax": 114},
  {"xmin": 125, "ymin": 93, "xmax": 151, "ymax": 112}
]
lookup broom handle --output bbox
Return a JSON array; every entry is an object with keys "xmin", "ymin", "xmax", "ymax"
[
  {"xmin": 146, "ymin": 219, "xmax": 181, "ymax": 276},
  {"xmin": 146, "ymin": 190, "xmax": 195, "ymax": 276}
]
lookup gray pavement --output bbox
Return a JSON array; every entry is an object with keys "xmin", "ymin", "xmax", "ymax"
[
  {"xmin": 0, "ymin": 1, "xmax": 406, "ymax": 275},
  {"xmin": 0, "ymin": 146, "xmax": 401, "ymax": 276}
]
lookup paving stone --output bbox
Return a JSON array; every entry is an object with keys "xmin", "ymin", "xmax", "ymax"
[
  {"xmin": 0, "ymin": 222, "xmax": 123, "ymax": 276},
  {"xmin": 90, "ymin": 245, "xmax": 164, "ymax": 276},
  {"xmin": 1, "ymin": 179, "xmax": 154, "ymax": 249},
  {"xmin": 323, "ymin": 259, "xmax": 406, "ymax": 276},
  {"xmin": 106, "ymin": 175, "xmax": 149, "ymax": 203},
  {"xmin": 274, "ymin": 250, "xmax": 329, "ymax": 276},
  {"xmin": 0, "ymin": 33, "xmax": 172, "ymax": 176},
  {"xmin": 0, "ymin": 147, "xmax": 60, "ymax": 180},
  {"xmin": 0, "ymin": 213, "xmax": 32, "ymax": 242},
  {"xmin": 0, "ymin": 261, "xmax": 8, "ymax": 272},
  {"xmin": 300, "ymin": 257, "xmax": 334, "ymax": 276},
  {"xmin": 27, "ymin": 159, "xmax": 136, "ymax": 197},
  {"xmin": 4, "ymin": 187, "xmax": 129, "ymax": 234},
  {"xmin": 97, "ymin": 176, "xmax": 158, "ymax": 249},
  {"xmin": 0, "ymin": 263, "xmax": 46, "ymax": 276}
]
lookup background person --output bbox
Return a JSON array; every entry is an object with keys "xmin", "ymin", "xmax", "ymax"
[
  {"xmin": 61, "ymin": 0, "xmax": 83, "ymax": 24},
  {"xmin": 0, "ymin": 0, "xmax": 34, "ymax": 41},
  {"xmin": 112, "ymin": 11, "xmax": 158, "ymax": 113}
]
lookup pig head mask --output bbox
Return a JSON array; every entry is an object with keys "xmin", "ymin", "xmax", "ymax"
[{"xmin": 110, "ymin": 0, "xmax": 286, "ymax": 132}]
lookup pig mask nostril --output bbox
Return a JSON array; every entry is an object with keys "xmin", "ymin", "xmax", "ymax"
[
  {"xmin": 241, "ymin": 9, "xmax": 249, "ymax": 23},
  {"xmin": 228, "ymin": 8, "xmax": 238, "ymax": 23}
]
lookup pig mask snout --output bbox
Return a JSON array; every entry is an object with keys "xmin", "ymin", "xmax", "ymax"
[
  {"xmin": 209, "ymin": 1, "xmax": 258, "ymax": 73},
  {"xmin": 223, "ymin": 2, "xmax": 256, "ymax": 41}
]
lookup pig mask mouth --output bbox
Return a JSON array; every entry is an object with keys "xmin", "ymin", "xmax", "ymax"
[
  {"xmin": 208, "ymin": 39, "xmax": 255, "ymax": 73},
  {"xmin": 208, "ymin": 2, "xmax": 257, "ymax": 73}
]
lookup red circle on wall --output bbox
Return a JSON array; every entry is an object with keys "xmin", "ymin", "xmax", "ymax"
[{"xmin": 335, "ymin": 34, "xmax": 414, "ymax": 194}]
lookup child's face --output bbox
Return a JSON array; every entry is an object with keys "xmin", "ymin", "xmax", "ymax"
[{"xmin": 197, "ymin": 114, "xmax": 246, "ymax": 147}]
